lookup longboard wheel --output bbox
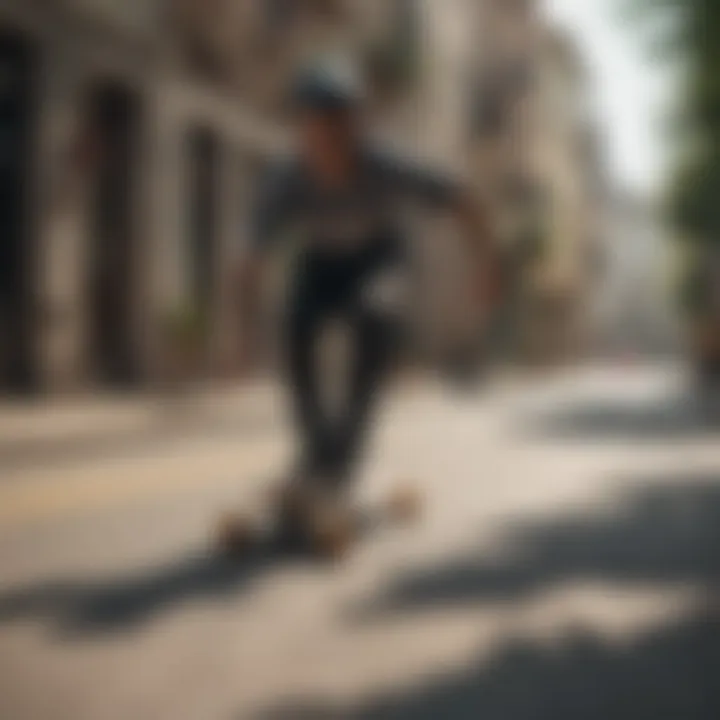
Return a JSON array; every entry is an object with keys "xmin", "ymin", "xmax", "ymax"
[
  {"xmin": 311, "ymin": 521, "xmax": 354, "ymax": 561},
  {"xmin": 306, "ymin": 505, "xmax": 357, "ymax": 561},
  {"xmin": 216, "ymin": 513, "xmax": 255, "ymax": 557},
  {"xmin": 387, "ymin": 485, "xmax": 422, "ymax": 524}
]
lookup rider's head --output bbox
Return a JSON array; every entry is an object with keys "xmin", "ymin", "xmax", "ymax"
[{"xmin": 290, "ymin": 63, "xmax": 364, "ymax": 177}]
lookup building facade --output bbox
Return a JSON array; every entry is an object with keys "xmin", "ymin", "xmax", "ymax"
[
  {"xmin": 523, "ymin": 26, "xmax": 606, "ymax": 363},
  {"xmin": 0, "ymin": 0, "xmax": 285, "ymax": 394},
  {"xmin": 0, "ymin": 0, "xmax": 485, "ymax": 395},
  {"xmin": 0, "ymin": 0, "xmax": 602, "ymax": 395}
]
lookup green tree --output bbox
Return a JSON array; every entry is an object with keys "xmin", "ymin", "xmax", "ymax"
[{"xmin": 626, "ymin": 0, "xmax": 720, "ymax": 318}]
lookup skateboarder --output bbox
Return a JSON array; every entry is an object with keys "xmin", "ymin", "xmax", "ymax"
[{"xmin": 234, "ymin": 63, "xmax": 499, "ymax": 546}]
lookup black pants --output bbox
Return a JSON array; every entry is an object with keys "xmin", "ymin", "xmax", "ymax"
[{"xmin": 284, "ymin": 241, "xmax": 402, "ymax": 489}]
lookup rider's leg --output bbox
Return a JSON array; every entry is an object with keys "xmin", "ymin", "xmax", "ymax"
[
  {"xmin": 285, "ymin": 301, "xmax": 334, "ymax": 481},
  {"xmin": 329, "ymin": 307, "xmax": 398, "ymax": 489}
]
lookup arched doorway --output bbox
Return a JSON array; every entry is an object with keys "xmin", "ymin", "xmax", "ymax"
[{"xmin": 84, "ymin": 82, "xmax": 142, "ymax": 387}]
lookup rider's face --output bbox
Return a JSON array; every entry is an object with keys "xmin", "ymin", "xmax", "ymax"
[{"xmin": 298, "ymin": 109, "xmax": 357, "ymax": 179}]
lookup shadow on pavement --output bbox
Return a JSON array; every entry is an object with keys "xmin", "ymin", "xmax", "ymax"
[
  {"xmin": 351, "ymin": 476, "xmax": 720, "ymax": 615},
  {"xmin": 0, "ymin": 548, "xmax": 309, "ymax": 637},
  {"xmin": 519, "ymin": 391, "xmax": 719, "ymax": 442},
  {"xmin": 260, "ymin": 612, "xmax": 720, "ymax": 719},
  {"xmin": 0, "ymin": 506, "xmax": 396, "ymax": 638},
  {"xmin": 260, "ymin": 474, "xmax": 720, "ymax": 719}
]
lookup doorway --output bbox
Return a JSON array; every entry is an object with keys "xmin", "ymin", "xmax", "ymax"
[
  {"xmin": 0, "ymin": 31, "xmax": 38, "ymax": 393},
  {"xmin": 85, "ymin": 82, "xmax": 142, "ymax": 386},
  {"xmin": 186, "ymin": 127, "xmax": 219, "ymax": 319}
]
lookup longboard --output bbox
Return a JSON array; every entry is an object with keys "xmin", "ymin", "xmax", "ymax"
[{"xmin": 215, "ymin": 485, "xmax": 422, "ymax": 562}]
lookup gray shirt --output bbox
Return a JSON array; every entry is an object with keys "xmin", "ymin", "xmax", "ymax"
[{"xmin": 253, "ymin": 145, "xmax": 459, "ymax": 255}]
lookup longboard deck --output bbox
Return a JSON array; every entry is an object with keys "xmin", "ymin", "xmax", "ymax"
[{"xmin": 216, "ymin": 487, "xmax": 422, "ymax": 562}]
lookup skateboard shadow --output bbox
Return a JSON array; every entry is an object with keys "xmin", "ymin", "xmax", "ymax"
[
  {"xmin": 0, "ymin": 547, "xmax": 311, "ymax": 638},
  {"xmin": 0, "ymin": 505, "xmax": 394, "ymax": 639}
]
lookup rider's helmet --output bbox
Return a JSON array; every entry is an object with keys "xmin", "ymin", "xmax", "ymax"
[{"xmin": 289, "ymin": 58, "xmax": 365, "ymax": 113}]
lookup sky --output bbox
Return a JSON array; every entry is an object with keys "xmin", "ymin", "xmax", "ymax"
[{"xmin": 543, "ymin": 0, "xmax": 671, "ymax": 196}]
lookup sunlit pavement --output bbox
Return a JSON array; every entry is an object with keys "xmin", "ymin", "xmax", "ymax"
[{"xmin": 1, "ymin": 363, "xmax": 719, "ymax": 720}]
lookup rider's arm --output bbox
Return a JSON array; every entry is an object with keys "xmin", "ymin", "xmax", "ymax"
[{"xmin": 385, "ymin": 152, "xmax": 502, "ymax": 308}]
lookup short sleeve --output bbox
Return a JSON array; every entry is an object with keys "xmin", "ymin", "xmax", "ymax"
[{"xmin": 251, "ymin": 159, "xmax": 302, "ymax": 253}]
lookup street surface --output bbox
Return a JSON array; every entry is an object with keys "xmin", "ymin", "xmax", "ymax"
[{"xmin": 1, "ymin": 364, "xmax": 719, "ymax": 719}]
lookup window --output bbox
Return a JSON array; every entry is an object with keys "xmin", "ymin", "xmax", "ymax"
[
  {"xmin": 470, "ymin": 60, "xmax": 533, "ymax": 138},
  {"xmin": 471, "ymin": 75, "xmax": 508, "ymax": 137},
  {"xmin": 364, "ymin": 0, "xmax": 420, "ymax": 96}
]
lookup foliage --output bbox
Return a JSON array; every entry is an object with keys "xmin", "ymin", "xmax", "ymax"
[
  {"xmin": 625, "ymin": 0, "xmax": 720, "ymax": 245},
  {"xmin": 625, "ymin": 0, "xmax": 720, "ymax": 323}
]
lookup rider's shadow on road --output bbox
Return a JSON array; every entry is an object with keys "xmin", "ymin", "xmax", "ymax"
[
  {"xmin": 0, "ymin": 548, "xmax": 312, "ymax": 638},
  {"xmin": 1, "ymin": 472, "xmax": 718, "ymax": 647},
  {"xmin": 259, "ymin": 475, "xmax": 720, "ymax": 719}
]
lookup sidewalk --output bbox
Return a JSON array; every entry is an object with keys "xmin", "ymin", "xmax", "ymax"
[
  {"xmin": 0, "ymin": 380, "xmax": 284, "ymax": 478},
  {"xmin": 0, "ymin": 364, "xmax": 548, "ymax": 479}
]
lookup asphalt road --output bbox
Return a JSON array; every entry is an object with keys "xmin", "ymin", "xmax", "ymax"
[{"xmin": 1, "ymin": 364, "xmax": 718, "ymax": 719}]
